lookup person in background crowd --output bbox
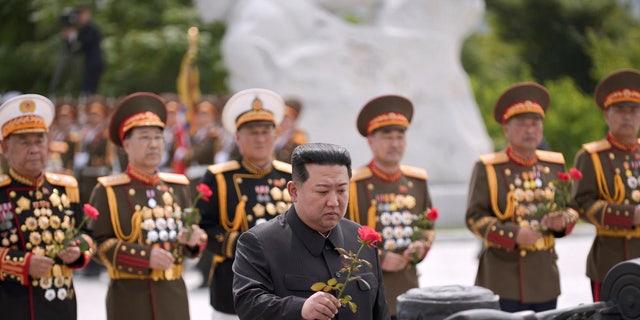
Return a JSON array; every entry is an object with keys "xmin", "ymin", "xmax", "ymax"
[
  {"xmin": 48, "ymin": 98, "xmax": 79, "ymax": 175},
  {"xmin": 197, "ymin": 88, "xmax": 292, "ymax": 319},
  {"xmin": 572, "ymin": 69, "xmax": 640, "ymax": 301},
  {"xmin": 348, "ymin": 95, "xmax": 435, "ymax": 318},
  {"xmin": 0, "ymin": 94, "xmax": 93, "ymax": 319},
  {"xmin": 466, "ymin": 82, "xmax": 578, "ymax": 312},
  {"xmin": 75, "ymin": 5, "xmax": 105, "ymax": 96},
  {"xmin": 159, "ymin": 93, "xmax": 189, "ymax": 174},
  {"xmin": 274, "ymin": 97, "xmax": 308, "ymax": 163},
  {"xmin": 90, "ymin": 92, "xmax": 207, "ymax": 320}
]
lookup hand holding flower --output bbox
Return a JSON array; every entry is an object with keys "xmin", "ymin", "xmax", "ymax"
[
  {"xmin": 178, "ymin": 224, "xmax": 205, "ymax": 248},
  {"xmin": 310, "ymin": 226, "xmax": 382, "ymax": 314},
  {"xmin": 183, "ymin": 183, "xmax": 212, "ymax": 242},
  {"xmin": 57, "ymin": 244, "xmax": 81, "ymax": 264}
]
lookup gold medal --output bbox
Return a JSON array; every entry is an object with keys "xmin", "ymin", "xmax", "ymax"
[
  {"xmin": 276, "ymin": 201, "xmax": 287, "ymax": 214},
  {"xmin": 367, "ymin": 183, "xmax": 374, "ymax": 191},
  {"xmin": 282, "ymin": 188, "xmax": 291, "ymax": 202},
  {"xmin": 29, "ymin": 232, "xmax": 42, "ymax": 246},
  {"xmin": 152, "ymin": 207, "xmax": 165, "ymax": 218},
  {"xmin": 513, "ymin": 189, "xmax": 525, "ymax": 202},
  {"xmin": 54, "ymin": 229, "xmax": 66, "ymax": 243},
  {"xmin": 404, "ymin": 195, "xmax": 416, "ymax": 209},
  {"xmin": 253, "ymin": 203, "xmax": 265, "ymax": 217},
  {"xmin": 35, "ymin": 191, "xmax": 43, "ymax": 200},
  {"xmin": 25, "ymin": 217, "xmax": 38, "ymax": 231},
  {"xmin": 266, "ymin": 203, "xmax": 276, "ymax": 215},
  {"xmin": 165, "ymin": 268, "xmax": 174, "ymax": 280},
  {"xmin": 270, "ymin": 187, "xmax": 283, "ymax": 201},
  {"xmin": 516, "ymin": 204, "xmax": 528, "ymax": 216},
  {"xmin": 60, "ymin": 194, "xmax": 70, "ymax": 208},
  {"xmin": 49, "ymin": 193, "xmax": 61, "ymax": 207},
  {"xmin": 17, "ymin": 197, "xmax": 31, "ymax": 212},
  {"xmin": 504, "ymin": 168, "xmax": 511, "ymax": 176},
  {"xmin": 40, "ymin": 277, "xmax": 53, "ymax": 289},
  {"xmin": 38, "ymin": 216, "xmax": 50, "ymax": 229},
  {"xmin": 42, "ymin": 230, "xmax": 53, "ymax": 244},
  {"xmin": 54, "ymin": 276, "xmax": 65, "ymax": 288},
  {"xmin": 524, "ymin": 189, "xmax": 535, "ymax": 202},
  {"xmin": 141, "ymin": 207, "xmax": 153, "ymax": 220},
  {"xmin": 162, "ymin": 192, "xmax": 173, "ymax": 207},
  {"xmin": 52, "ymin": 265, "xmax": 62, "ymax": 277},
  {"xmin": 632, "ymin": 190, "xmax": 640, "ymax": 203}
]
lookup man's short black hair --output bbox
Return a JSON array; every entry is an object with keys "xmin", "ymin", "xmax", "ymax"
[{"xmin": 291, "ymin": 143, "xmax": 352, "ymax": 184}]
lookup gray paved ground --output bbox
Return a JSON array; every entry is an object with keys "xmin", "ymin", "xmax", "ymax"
[{"xmin": 74, "ymin": 224, "xmax": 597, "ymax": 319}]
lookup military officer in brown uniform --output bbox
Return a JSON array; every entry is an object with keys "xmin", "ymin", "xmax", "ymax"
[
  {"xmin": 0, "ymin": 94, "xmax": 93, "ymax": 320},
  {"xmin": 197, "ymin": 88, "xmax": 292, "ymax": 319},
  {"xmin": 466, "ymin": 83, "xmax": 579, "ymax": 312},
  {"xmin": 48, "ymin": 99, "xmax": 79, "ymax": 175},
  {"xmin": 348, "ymin": 95, "xmax": 434, "ymax": 318},
  {"xmin": 572, "ymin": 69, "xmax": 640, "ymax": 301},
  {"xmin": 274, "ymin": 97, "xmax": 308, "ymax": 163},
  {"xmin": 90, "ymin": 92, "xmax": 207, "ymax": 320}
]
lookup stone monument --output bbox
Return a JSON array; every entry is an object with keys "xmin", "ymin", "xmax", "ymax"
[{"xmin": 193, "ymin": 0, "xmax": 493, "ymax": 227}]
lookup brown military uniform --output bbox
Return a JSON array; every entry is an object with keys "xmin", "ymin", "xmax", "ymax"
[
  {"xmin": 91, "ymin": 92, "xmax": 206, "ymax": 320},
  {"xmin": 91, "ymin": 166, "xmax": 198, "ymax": 320},
  {"xmin": 573, "ymin": 138, "xmax": 640, "ymax": 282},
  {"xmin": 466, "ymin": 150, "xmax": 576, "ymax": 303},
  {"xmin": 348, "ymin": 162, "xmax": 434, "ymax": 314}
]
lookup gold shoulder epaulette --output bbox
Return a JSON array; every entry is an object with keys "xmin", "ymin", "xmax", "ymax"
[
  {"xmin": 97, "ymin": 173, "xmax": 131, "ymax": 187},
  {"xmin": 400, "ymin": 165, "xmax": 428, "ymax": 180},
  {"xmin": 207, "ymin": 160, "xmax": 241, "ymax": 174},
  {"xmin": 351, "ymin": 167, "xmax": 373, "ymax": 182},
  {"xmin": 479, "ymin": 152, "xmax": 509, "ymax": 165},
  {"xmin": 536, "ymin": 150, "xmax": 565, "ymax": 164},
  {"xmin": 0, "ymin": 174, "xmax": 11, "ymax": 187},
  {"xmin": 272, "ymin": 160, "xmax": 292, "ymax": 173},
  {"xmin": 45, "ymin": 172, "xmax": 78, "ymax": 187},
  {"xmin": 158, "ymin": 172, "xmax": 189, "ymax": 185},
  {"xmin": 582, "ymin": 139, "xmax": 611, "ymax": 154}
]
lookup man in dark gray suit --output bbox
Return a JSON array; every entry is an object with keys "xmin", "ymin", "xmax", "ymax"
[{"xmin": 233, "ymin": 143, "xmax": 391, "ymax": 320}]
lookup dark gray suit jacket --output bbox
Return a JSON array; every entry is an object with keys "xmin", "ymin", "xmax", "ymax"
[{"xmin": 233, "ymin": 206, "xmax": 391, "ymax": 320}]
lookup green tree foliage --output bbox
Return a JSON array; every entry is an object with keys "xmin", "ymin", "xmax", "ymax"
[
  {"xmin": 463, "ymin": 0, "xmax": 640, "ymax": 165},
  {"xmin": 0, "ymin": 0, "xmax": 227, "ymax": 98}
]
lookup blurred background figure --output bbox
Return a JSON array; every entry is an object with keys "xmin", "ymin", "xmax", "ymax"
[
  {"xmin": 160, "ymin": 93, "xmax": 190, "ymax": 174},
  {"xmin": 48, "ymin": 97, "xmax": 79, "ymax": 175},
  {"xmin": 50, "ymin": 7, "xmax": 82, "ymax": 97},
  {"xmin": 274, "ymin": 97, "xmax": 308, "ymax": 163},
  {"xmin": 184, "ymin": 95, "xmax": 222, "ymax": 183},
  {"xmin": 75, "ymin": 5, "xmax": 105, "ymax": 96}
]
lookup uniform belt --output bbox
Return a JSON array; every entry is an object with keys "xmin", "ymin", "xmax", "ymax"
[
  {"xmin": 485, "ymin": 234, "xmax": 555, "ymax": 251},
  {"xmin": 107, "ymin": 264, "xmax": 183, "ymax": 281},
  {"xmin": 596, "ymin": 227, "xmax": 640, "ymax": 239}
]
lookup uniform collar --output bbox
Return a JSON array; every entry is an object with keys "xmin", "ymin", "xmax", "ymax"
[
  {"xmin": 368, "ymin": 160, "xmax": 401, "ymax": 182},
  {"xmin": 126, "ymin": 164, "xmax": 160, "ymax": 186},
  {"xmin": 506, "ymin": 145, "xmax": 537, "ymax": 167},
  {"xmin": 286, "ymin": 205, "xmax": 344, "ymax": 257},
  {"xmin": 607, "ymin": 132, "xmax": 639, "ymax": 153},
  {"xmin": 9, "ymin": 168, "xmax": 44, "ymax": 188},
  {"xmin": 241, "ymin": 158, "xmax": 273, "ymax": 176}
]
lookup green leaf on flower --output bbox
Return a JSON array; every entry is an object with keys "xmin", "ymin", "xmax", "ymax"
[
  {"xmin": 347, "ymin": 301, "xmax": 357, "ymax": 313},
  {"xmin": 327, "ymin": 278, "xmax": 338, "ymax": 286},
  {"xmin": 310, "ymin": 282, "xmax": 327, "ymax": 291},
  {"xmin": 335, "ymin": 247, "xmax": 348, "ymax": 256}
]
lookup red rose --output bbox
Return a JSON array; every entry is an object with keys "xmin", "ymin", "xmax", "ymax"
[
  {"xmin": 196, "ymin": 183, "xmax": 213, "ymax": 202},
  {"xmin": 427, "ymin": 207, "xmax": 439, "ymax": 221},
  {"xmin": 83, "ymin": 204, "xmax": 99, "ymax": 220},
  {"xmin": 357, "ymin": 226, "xmax": 382, "ymax": 247},
  {"xmin": 569, "ymin": 168, "xmax": 583, "ymax": 181},
  {"xmin": 557, "ymin": 172, "xmax": 570, "ymax": 182}
]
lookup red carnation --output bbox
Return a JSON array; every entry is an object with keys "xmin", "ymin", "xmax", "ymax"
[
  {"xmin": 427, "ymin": 207, "xmax": 439, "ymax": 221},
  {"xmin": 569, "ymin": 168, "xmax": 583, "ymax": 181},
  {"xmin": 557, "ymin": 171, "xmax": 570, "ymax": 182},
  {"xmin": 196, "ymin": 183, "xmax": 213, "ymax": 202},
  {"xmin": 357, "ymin": 226, "xmax": 382, "ymax": 248},
  {"xmin": 83, "ymin": 204, "xmax": 99, "ymax": 220}
]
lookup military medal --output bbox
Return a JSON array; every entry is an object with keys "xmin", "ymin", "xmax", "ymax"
[
  {"xmin": 57, "ymin": 288, "xmax": 67, "ymax": 300},
  {"xmin": 514, "ymin": 189, "xmax": 525, "ymax": 202},
  {"xmin": 42, "ymin": 230, "xmax": 53, "ymax": 244},
  {"xmin": 54, "ymin": 229, "xmax": 65, "ymax": 243},
  {"xmin": 270, "ymin": 187, "xmax": 283, "ymax": 201},
  {"xmin": 282, "ymin": 188, "xmax": 291, "ymax": 202},
  {"xmin": 380, "ymin": 212, "xmax": 391, "ymax": 226},
  {"xmin": 45, "ymin": 289, "xmax": 56, "ymax": 301},
  {"xmin": 29, "ymin": 232, "xmax": 42, "ymax": 246},
  {"xmin": 391, "ymin": 211, "xmax": 403, "ymax": 225},
  {"xmin": 162, "ymin": 192, "xmax": 173, "ymax": 207},
  {"xmin": 632, "ymin": 190, "xmax": 640, "ymax": 203},
  {"xmin": 60, "ymin": 194, "xmax": 70, "ymax": 208},
  {"xmin": 628, "ymin": 176, "xmax": 638, "ymax": 189},
  {"xmin": 38, "ymin": 216, "xmax": 50, "ymax": 229},
  {"xmin": 276, "ymin": 201, "xmax": 287, "ymax": 214},
  {"xmin": 253, "ymin": 203, "xmax": 265, "ymax": 217},
  {"xmin": 524, "ymin": 189, "xmax": 535, "ymax": 202},
  {"xmin": 514, "ymin": 176, "xmax": 522, "ymax": 187},
  {"xmin": 266, "ymin": 203, "xmax": 276, "ymax": 215},
  {"xmin": 40, "ymin": 277, "xmax": 52, "ymax": 289},
  {"xmin": 147, "ymin": 190, "xmax": 157, "ymax": 208}
]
